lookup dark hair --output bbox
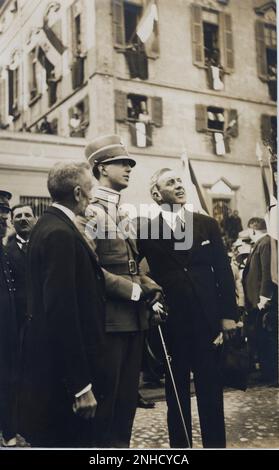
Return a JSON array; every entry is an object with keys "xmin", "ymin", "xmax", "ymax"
[
  {"xmin": 47, "ymin": 161, "xmax": 91, "ymax": 202},
  {"xmin": 11, "ymin": 204, "xmax": 34, "ymax": 219},
  {"xmin": 247, "ymin": 217, "xmax": 266, "ymax": 231}
]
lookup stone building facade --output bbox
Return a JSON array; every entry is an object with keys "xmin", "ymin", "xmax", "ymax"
[{"xmin": 0, "ymin": 0, "xmax": 277, "ymax": 225}]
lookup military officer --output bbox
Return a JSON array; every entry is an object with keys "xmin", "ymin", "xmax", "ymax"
[{"xmin": 84, "ymin": 135, "xmax": 163, "ymax": 448}]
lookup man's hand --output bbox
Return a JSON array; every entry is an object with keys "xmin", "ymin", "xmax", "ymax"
[
  {"xmin": 150, "ymin": 300, "xmax": 168, "ymax": 325},
  {"xmin": 72, "ymin": 389, "xmax": 97, "ymax": 419},
  {"xmin": 221, "ymin": 319, "xmax": 238, "ymax": 341},
  {"xmin": 140, "ymin": 285, "xmax": 162, "ymax": 304}
]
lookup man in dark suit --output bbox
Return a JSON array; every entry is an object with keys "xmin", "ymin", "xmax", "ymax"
[
  {"xmin": 84, "ymin": 135, "xmax": 163, "ymax": 447},
  {"xmin": 243, "ymin": 217, "xmax": 277, "ymax": 383},
  {"xmin": 6, "ymin": 205, "xmax": 36, "ymax": 333},
  {"xmin": 138, "ymin": 168, "xmax": 238, "ymax": 448},
  {"xmin": 0, "ymin": 190, "xmax": 18, "ymax": 447},
  {"xmin": 19, "ymin": 162, "xmax": 107, "ymax": 448}
]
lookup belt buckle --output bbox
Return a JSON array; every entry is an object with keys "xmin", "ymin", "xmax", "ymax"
[{"xmin": 128, "ymin": 259, "xmax": 137, "ymax": 275}]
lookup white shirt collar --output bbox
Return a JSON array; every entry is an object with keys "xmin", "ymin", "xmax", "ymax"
[
  {"xmin": 16, "ymin": 234, "xmax": 28, "ymax": 244},
  {"xmin": 161, "ymin": 206, "xmax": 185, "ymax": 232},
  {"xmin": 52, "ymin": 203, "xmax": 75, "ymax": 222}
]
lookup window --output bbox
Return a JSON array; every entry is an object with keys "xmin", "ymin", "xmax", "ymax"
[
  {"xmin": 124, "ymin": 2, "xmax": 142, "ymax": 45},
  {"xmin": 69, "ymin": 95, "xmax": 89, "ymax": 137},
  {"xmin": 196, "ymin": 105, "xmax": 238, "ymax": 155},
  {"xmin": 28, "ymin": 48, "xmax": 40, "ymax": 102},
  {"xmin": 207, "ymin": 106, "xmax": 224, "ymax": 132},
  {"xmin": 70, "ymin": 1, "xmax": 86, "ymax": 89},
  {"xmin": 203, "ymin": 21, "xmax": 219, "ymax": 64},
  {"xmin": 255, "ymin": 19, "xmax": 277, "ymax": 100},
  {"xmin": 115, "ymin": 91, "xmax": 163, "ymax": 147},
  {"xmin": 191, "ymin": 4, "xmax": 234, "ymax": 75},
  {"xmin": 261, "ymin": 114, "xmax": 277, "ymax": 154},
  {"xmin": 19, "ymin": 196, "xmax": 51, "ymax": 218},
  {"xmin": 112, "ymin": 0, "xmax": 160, "ymax": 58},
  {"xmin": 7, "ymin": 67, "xmax": 19, "ymax": 118}
]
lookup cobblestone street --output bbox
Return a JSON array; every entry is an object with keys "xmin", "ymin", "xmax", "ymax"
[{"xmin": 131, "ymin": 386, "xmax": 279, "ymax": 449}]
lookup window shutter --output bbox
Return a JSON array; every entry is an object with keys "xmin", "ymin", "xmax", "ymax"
[
  {"xmin": 255, "ymin": 20, "xmax": 268, "ymax": 81},
  {"xmin": 8, "ymin": 69, "xmax": 14, "ymax": 115},
  {"xmin": 261, "ymin": 114, "xmax": 271, "ymax": 143},
  {"xmin": 146, "ymin": 122, "xmax": 153, "ymax": 146},
  {"xmin": 112, "ymin": 0, "xmax": 125, "ymax": 48},
  {"xmin": 129, "ymin": 122, "xmax": 137, "ymax": 146},
  {"xmin": 0, "ymin": 78, "xmax": 6, "ymax": 124},
  {"xmin": 195, "ymin": 104, "xmax": 207, "ymax": 132},
  {"xmin": 224, "ymin": 136, "xmax": 231, "ymax": 153},
  {"xmin": 220, "ymin": 12, "xmax": 234, "ymax": 73},
  {"xmin": 151, "ymin": 96, "xmax": 163, "ymax": 127},
  {"xmin": 191, "ymin": 3, "xmax": 204, "ymax": 67},
  {"xmin": 83, "ymin": 95, "xmax": 89, "ymax": 124},
  {"xmin": 227, "ymin": 109, "xmax": 238, "ymax": 137},
  {"xmin": 70, "ymin": 3, "xmax": 77, "ymax": 56},
  {"xmin": 67, "ymin": 7, "xmax": 74, "ymax": 65},
  {"xmin": 115, "ymin": 90, "xmax": 127, "ymax": 122}
]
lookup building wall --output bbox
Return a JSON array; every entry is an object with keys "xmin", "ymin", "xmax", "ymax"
[{"xmin": 0, "ymin": 0, "xmax": 276, "ymax": 228}]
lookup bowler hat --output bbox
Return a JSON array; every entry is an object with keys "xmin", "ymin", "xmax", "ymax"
[
  {"xmin": 0, "ymin": 190, "xmax": 12, "ymax": 212},
  {"xmin": 85, "ymin": 135, "xmax": 136, "ymax": 177}
]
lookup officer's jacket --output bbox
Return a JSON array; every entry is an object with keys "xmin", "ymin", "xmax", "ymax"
[{"xmin": 86, "ymin": 189, "xmax": 159, "ymax": 333}]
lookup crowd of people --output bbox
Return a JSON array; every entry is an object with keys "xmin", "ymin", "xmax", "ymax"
[{"xmin": 0, "ymin": 134, "xmax": 277, "ymax": 449}]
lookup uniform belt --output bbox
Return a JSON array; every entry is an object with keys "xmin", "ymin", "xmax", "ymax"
[{"xmin": 103, "ymin": 260, "xmax": 138, "ymax": 275}]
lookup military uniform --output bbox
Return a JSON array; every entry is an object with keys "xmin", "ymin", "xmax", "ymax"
[
  {"xmin": 87, "ymin": 187, "xmax": 158, "ymax": 447},
  {"xmin": 84, "ymin": 135, "xmax": 161, "ymax": 447}
]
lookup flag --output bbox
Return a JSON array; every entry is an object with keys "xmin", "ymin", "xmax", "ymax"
[
  {"xmin": 37, "ymin": 28, "xmax": 62, "ymax": 78},
  {"xmin": 180, "ymin": 151, "xmax": 209, "ymax": 214},
  {"xmin": 136, "ymin": 2, "xmax": 158, "ymax": 43},
  {"xmin": 257, "ymin": 143, "xmax": 278, "ymax": 285}
]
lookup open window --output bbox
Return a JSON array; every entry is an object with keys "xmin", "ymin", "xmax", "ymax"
[
  {"xmin": 191, "ymin": 4, "xmax": 233, "ymax": 88},
  {"xmin": 69, "ymin": 95, "xmax": 89, "ymax": 137},
  {"xmin": 112, "ymin": 0, "xmax": 160, "ymax": 62},
  {"xmin": 196, "ymin": 105, "xmax": 238, "ymax": 155},
  {"xmin": 115, "ymin": 90, "xmax": 163, "ymax": 148},
  {"xmin": 70, "ymin": 0, "xmax": 86, "ymax": 90},
  {"xmin": 255, "ymin": 3, "xmax": 277, "ymax": 100},
  {"xmin": 261, "ymin": 114, "xmax": 277, "ymax": 154},
  {"xmin": 28, "ymin": 48, "xmax": 41, "ymax": 104},
  {"xmin": 8, "ymin": 67, "xmax": 20, "ymax": 119}
]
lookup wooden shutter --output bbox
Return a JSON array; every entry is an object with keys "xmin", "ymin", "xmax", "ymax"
[
  {"xmin": 71, "ymin": 3, "xmax": 77, "ymax": 56},
  {"xmin": 224, "ymin": 136, "xmax": 230, "ymax": 153},
  {"xmin": 0, "ymin": 78, "xmax": 6, "ymax": 124},
  {"xmin": 195, "ymin": 104, "xmax": 207, "ymax": 132},
  {"xmin": 112, "ymin": 0, "xmax": 125, "ymax": 48},
  {"xmin": 227, "ymin": 109, "xmax": 238, "ymax": 137},
  {"xmin": 220, "ymin": 12, "xmax": 234, "ymax": 73},
  {"xmin": 83, "ymin": 95, "xmax": 90, "ymax": 125},
  {"xmin": 255, "ymin": 20, "xmax": 268, "ymax": 81},
  {"xmin": 151, "ymin": 96, "xmax": 163, "ymax": 127},
  {"xmin": 8, "ymin": 69, "xmax": 13, "ymax": 115},
  {"xmin": 191, "ymin": 3, "xmax": 204, "ymax": 67},
  {"xmin": 115, "ymin": 90, "xmax": 127, "ymax": 122},
  {"xmin": 261, "ymin": 114, "xmax": 271, "ymax": 143},
  {"xmin": 146, "ymin": 123, "xmax": 153, "ymax": 146}
]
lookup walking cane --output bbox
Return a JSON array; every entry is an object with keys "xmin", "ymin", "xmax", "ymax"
[{"xmin": 157, "ymin": 324, "xmax": 192, "ymax": 448}]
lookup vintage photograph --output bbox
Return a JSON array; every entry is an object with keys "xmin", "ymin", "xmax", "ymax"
[{"xmin": 0, "ymin": 0, "xmax": 278, "ymax": 451}]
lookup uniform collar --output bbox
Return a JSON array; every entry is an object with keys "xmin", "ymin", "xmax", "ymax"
[{"xmin": 95, "ymin": 186, "xmax": 121, "ymax": 205}]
